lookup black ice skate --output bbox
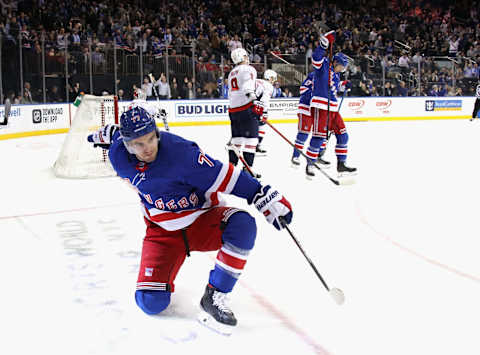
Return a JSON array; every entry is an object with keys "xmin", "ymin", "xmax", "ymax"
[
  {"xmin": 337, "ymin": 161, "xmax": 357, "ymax": 177},
  {"xmin": 291, "ymin": 156, "xmax": 300, "ymax": 168},
  {"xmin": 316, "ymin": 156, "xmax": 331, "ymax": 169},
  {"xmin": 306, "ymin": 163, "xmax": 316, "ymax": 180},
  {"xmin": 198, "ymin": 285, "xmax": 237, "ymax": 336},
  {"xmin": 255, "ymin": 145, "xmax": 267, "ymax": 157}
]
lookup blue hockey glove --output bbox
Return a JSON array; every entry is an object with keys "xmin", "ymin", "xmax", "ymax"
[
  {"xmin": 253, "ymin": 185, "xmax": 293, "ymax": 230},
  {"xmin": 87, "ymin": 124, "xmax": 119, "ymax": 149}
]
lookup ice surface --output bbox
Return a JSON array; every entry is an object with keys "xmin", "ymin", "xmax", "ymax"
[{"xmin": 1, "ymin": 120, "xmax": 479, "ymax": 355}]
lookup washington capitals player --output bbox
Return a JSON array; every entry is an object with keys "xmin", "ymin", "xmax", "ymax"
[
  {"xmin": 227, "ymin": 48, "xmax": 259, "ymax": 171},
  {"xmin": 307, "ymin": 31, "xmax": 356, "ymax": 178},
  {"xmin": 253, "ymin": 69, "xmax": 277, "ymax": 156},
  {"xmin": 87, "ymin": 106, "xmax": 292, "ymax": 335},
  {"xmin": 471, "ymin": 82, "xmax": 480, "ymax": 121}
]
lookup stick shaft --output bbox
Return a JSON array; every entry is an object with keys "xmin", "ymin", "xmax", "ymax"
[{"xmin": 264, "ymin": 120, "xmax": 340, "ymax": 185}]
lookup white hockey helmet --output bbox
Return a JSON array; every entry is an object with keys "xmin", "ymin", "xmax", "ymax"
[
  {"xmin": 231, "ymin": 48, "xmax": 249, "ymax": 65},
  {"xmin": 133, "ymin": 88, "xmax": 147, "ymax": 100},
  {"xmin": 264, "ymin": 69, "xmax": 277, "ymax": 82}
]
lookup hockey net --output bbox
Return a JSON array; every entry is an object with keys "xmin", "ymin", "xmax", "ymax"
[{"xmin": 53, "ymin": 94, "xmax": 119, "ymax": 178}]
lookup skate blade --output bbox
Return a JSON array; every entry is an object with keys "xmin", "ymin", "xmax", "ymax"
[
  {"xmin": 255, "ymin": 152, "xmax": 267, "ymax": 157},
  {"xmin": 197, "ymin": 309, "xmax": 235, "ymax": 336},
  {"xmin": 305, "ymin": 174, "xmax": 315, "ymax": 181},
  {"xmin": 291, "ymin": 163, "xmax": 301, "ymax": 169}
]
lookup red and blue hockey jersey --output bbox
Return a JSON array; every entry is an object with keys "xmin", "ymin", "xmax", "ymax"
[
  {"xmin": 310, "ymin": 46, "xmax": 341, "ymax": 112},
  {"xmin": 108, "ymin": 131, "xmax": 261, "ymax": 231},
  {"xmin": 298, "ymin": 72, "xmax": 314, "ymax": 116}
]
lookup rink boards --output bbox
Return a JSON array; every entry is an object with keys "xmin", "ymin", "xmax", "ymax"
[{"xmin": 0, "ymin": 96, "xmax": 476, "ymax": 140}]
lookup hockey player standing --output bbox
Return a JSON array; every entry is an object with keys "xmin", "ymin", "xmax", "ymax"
[
  {"xmin": 253, "ymin": 69, "xmax": 277, "ymax": 156},
  {"xmin": 307, "ymin": 31, "xmax": 357, "ymax": 178},
  {"xmin": 471, "ymin": 82, "xmax": 480, "ymax": 121},
  {"xmin": 87, "ymin": 106, "xmax": 293, "ymax": 335},
  {"xmin": 227, "ymin": 48, "xmax": 259, "ymax": 171},
  {"xmin": 291, "ymin": 71, "xmax": 315, "ymax": 167}
]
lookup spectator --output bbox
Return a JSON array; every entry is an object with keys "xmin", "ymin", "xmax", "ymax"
[
  {"xmin": 48, "ymin": 85, "xmax": 63, "ymax": 102},
  {"xmin": 397, "ymin": 81, "xmax": 408, "ymax": 96},
  {"xmin": 141, "ymin": 77, "xmax": 153, "ymax": 99},
  {"xmin": 155, "ymin": 74, "xmax": 171, "ymax": 100},
  {"xmin": 22, "ymin": 82, "xmax": 34, "ymax": 104},
  {"xmin": 186, "ymin": 81, "xmax": 196, "ymax": 99},
  {"xmin": 118, "ymin": 89, "xmax": 126, "ymax": 101},
  {"xmin": 272, "ymin": 81, "xmax": 284, "ymax": 97},
  {"xmin": 170, "ymin": 80, "xmax": 182, "ymax": 99}
]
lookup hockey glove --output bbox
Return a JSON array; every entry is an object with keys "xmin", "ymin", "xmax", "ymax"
[
  {"xmin": 253, "ymin": 185, "xmax": 293, "ymax": 230},
  {"xmin": 87, "ymin": 124, "xmax": 119, "ymax": 149},
  {"xmin": 252, "ymin": 100, "xmax": 265, "ymax": 117},
  {"xmin": 260, "ymin": 111, "xmax": 268, "ymax": 122},
  {"xmin": 324, "ymin": 30, "xmax": 336, "ymax": 46},
  {"xmin": 339, "ymin": 80, "xmax": 351, "ymax": 92}
]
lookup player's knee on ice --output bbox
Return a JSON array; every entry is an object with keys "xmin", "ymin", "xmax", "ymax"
[
  {"xmin": 222, "ymin": 211, "xmax": 257, "ymax": 250},
  {"xmin": 135, "ymin": 290, "xmax": 171, "ymax": 315}
]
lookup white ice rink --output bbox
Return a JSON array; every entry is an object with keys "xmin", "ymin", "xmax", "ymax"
[{"xmin": 1, "ymin": 119, "xmax": 479, "ymax": 355}]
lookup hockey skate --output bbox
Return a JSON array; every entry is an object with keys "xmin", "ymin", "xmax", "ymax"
[
  {"xmin": 316, "ymin": 156, "xmax": 331, "ymax": 169},
  {"xmin": 337, "ymin": 161, "xmax": 357, "ymax": 178},
  {"xmin": 291, "ymin": 156, "xmax": 301, "ymax": 169},
  {"xmin": 305, "ymin": 163, "xmax": 316, "ymax": 180},
  {"xmin": 198, "ymin": 285, "xmax": 237, "ymax": 336},
  {"xmin": 255, "ymin": 145, "xmax": 267, "ymax": 157}
]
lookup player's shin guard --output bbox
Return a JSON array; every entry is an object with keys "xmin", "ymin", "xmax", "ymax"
[
  {"xmin": 293, "ymin": 132, "xmax": 308, "ymax": 158},
  {"xmin": 209, "ymin": 212, "xmax": 256, "ymax": 293},
  {"xmin": 306, "ymin": 136, "xmax": 324, "ymax": 163},
  {"xmin": 335, "ymin": 132, "xmax": 349, "ymax": 163}
]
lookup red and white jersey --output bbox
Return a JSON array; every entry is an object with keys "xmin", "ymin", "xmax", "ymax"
[
  {"xmin": 128, "ymin": 99, "xmax": 158, "ymax": 117},
  {"xmin": 228, "ymin": 64, "xmax": 257, "ymax": 109},
  {"xmin": 255, "ymin": 79, "xmax": 274, "ymax": 108}
]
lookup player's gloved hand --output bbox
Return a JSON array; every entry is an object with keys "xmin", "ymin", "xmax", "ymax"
[
  {"xmin": 160, "ymin": 109, "xmax": 167, "ymax": 118},
  {"xmin": 320, "ymin": 36, "xmax": 329, "ymax": 49},
  {"xmin": 253, "ymin": 185, "xmax": 293, "ymax": 230},
  {"xmin": 339, "ymin": 80, "xmax": 351, "ymax": 91},
  {"xmin": 87, "ymin": 124, "xmax": 119, "ymax": 149},
  {"xmin": 324, "ymin": 30, "xmax": 336, "ymax": 46},
  {"xmin": 252, "ymin": 100, "xmax": 265, "ymax": 116},
  {"xmin": 260, "ymin": 111, "xmax": 268, "ymax": 122}
]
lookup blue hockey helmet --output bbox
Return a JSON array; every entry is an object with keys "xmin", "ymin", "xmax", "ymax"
[
  {"xmin": 119, "ymin": 106, "xmax": 157, "ymax": 142},
  {"xmin": 333, "ymin": 52, "xmax": 348, "ymax": 71}
]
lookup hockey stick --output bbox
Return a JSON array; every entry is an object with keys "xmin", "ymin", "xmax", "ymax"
[
  {"xmin": 0, "ymin": 99, "xmax": 11, "ymax": 126},
  {"xmin": 231, "ymin": 144, "xmax": 345, "ymax": 305},
  {"xmin": 148, "ymin": 73, "xmax": 170, "ymax": 131},
  {"xmin": 263, "ymin": 120, "xmax": 341, "ymax": 185}
]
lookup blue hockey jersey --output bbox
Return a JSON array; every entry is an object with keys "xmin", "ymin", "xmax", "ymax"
[
  {"xmin": 310, "ymin": 46, "xmax": 341, "ymax": 112},
  {"xmin": 298, "ymin": 72, "xmax": 314, "ymax": 116},
  {"xmin": 108, "ymin": 131, "xmax": 262, "ymax": 231}
]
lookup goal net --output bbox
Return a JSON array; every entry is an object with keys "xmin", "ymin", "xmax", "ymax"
[{"xmin": 53, "ymin": 94, "xmax": 119, "ymax": 178}]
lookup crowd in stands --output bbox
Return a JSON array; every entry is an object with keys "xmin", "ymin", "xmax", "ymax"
[{"xmin": 1, "ymin": 0, "xmax": 479, "ymax": 103}]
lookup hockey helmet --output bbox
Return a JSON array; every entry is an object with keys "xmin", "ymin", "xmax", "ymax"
[
  {"xmin": 264, "ymin": 69, "xmax": 277, "ymax": 82},
  {"xmin": 333, "ymin": 52, "xmax": 348, "ymax": 72},
  {"xmin": 133, "ymin": 88, "xmax": 147, "ymax": 100},
  {"xmin": 119, "ymin": 106, "xmax": 157, "ymax": 143},
  {"xmin": 231, "ymin": 48, "xmax": 249, "ymax": 65}
]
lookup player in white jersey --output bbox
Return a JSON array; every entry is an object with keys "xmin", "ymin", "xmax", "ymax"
[
  {"xmin": 471, "ymin": 82, "xmax": 480, "ymax": 121},
  {"xmin": 227, "ymin": 48, "xmax": 259, "ymax": 173},
  {"xmin": 253, "ymin": 69, "xmax": 276, "ymax": 156},
  {"xmin": 128, "ymin": 88, "xmax": 168, "ymax": 127}
]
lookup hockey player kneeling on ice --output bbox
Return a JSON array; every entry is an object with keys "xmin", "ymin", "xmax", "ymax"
[{"xmin": 87, "ymin": 107, "xmax": 293, "ymax": 335}]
